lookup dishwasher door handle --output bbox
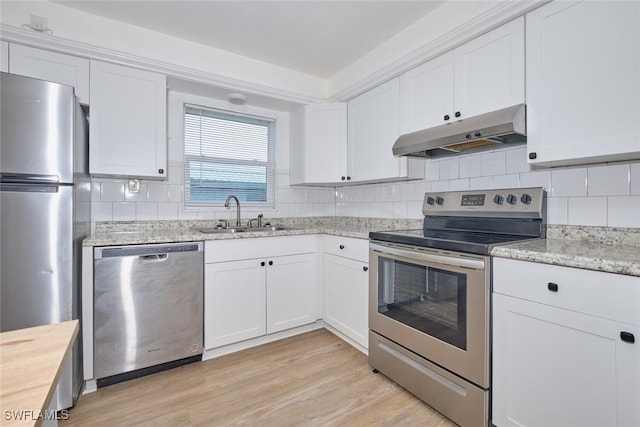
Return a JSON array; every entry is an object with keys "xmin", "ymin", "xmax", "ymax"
[{"xmin": 139, "ymin": 253, "xmax": 169, "ymax": 263}]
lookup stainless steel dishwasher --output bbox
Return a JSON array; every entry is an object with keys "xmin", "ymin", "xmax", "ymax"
[{"xmin": 93, "ymin": 242, "xmax": 203, "ymax": 386}]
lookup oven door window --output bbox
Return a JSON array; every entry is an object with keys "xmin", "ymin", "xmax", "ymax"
[{"xmin": 377, "ymin": 257, "xmax": 467, "ymax": 350}]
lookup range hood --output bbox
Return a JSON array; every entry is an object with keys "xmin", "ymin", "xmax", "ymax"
[{"xmin": 392, "ymin": 104, "xmax": 526, "ymax": 158}]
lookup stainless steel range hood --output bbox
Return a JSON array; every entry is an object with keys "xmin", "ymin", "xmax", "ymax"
[{"xmin": 392, "ymin": 104, "xmax": 526, "ymax": 158}]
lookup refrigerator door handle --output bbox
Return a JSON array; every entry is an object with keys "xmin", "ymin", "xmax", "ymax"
[{"xmin": 0, "ymin": 173, "xmax": 60, "ymax": 184}]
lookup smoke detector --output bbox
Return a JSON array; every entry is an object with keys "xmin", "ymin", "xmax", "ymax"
[{"xmin": 227, "ymin": 93, "xmax": 247, "ymax": 105}]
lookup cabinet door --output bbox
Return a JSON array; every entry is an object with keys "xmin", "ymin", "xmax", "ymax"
[
  {"xmin": 323, "ymin": 253, "xmax": 369, "ymax": 349},
  {"xmin": 89, "ymin": 60, "xmax": 167, "ymax": 179},
  {"xmin": 204, "ymin": 260, "xmax": 266, "ymax": 349},
  {"xmin": 401, "ymin": 51, "xmax": 454, "ymax": 133},
  {"xmin": 290, "ymin": 103, "xmax": 347, "ymax": 185},
  {"xmin": 266, "ymin": 253, "xmax": 316, "ymax": 334},
  {"xmin": 347, "ymin": 77, "xmax": 403, "ymax": 182},
  {"xmin": 454, "ymin": 16, "xmax": 524, "ymax": 120},
  {"xmin": 526, "ymin": 1, "xmax": 640, "ymax": 166},
  {"xmin": 493, "ymin": 294, "xmax": 640, "ymax": 427},
  {"xmin": 9, "ymin": 44, "xmax": 89, "ymax": 104},
  {"xmin": 1, "ymin": 42, "xmax": 8, "ymax": 73}
]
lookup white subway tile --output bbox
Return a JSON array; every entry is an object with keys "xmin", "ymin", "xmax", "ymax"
[
  {"xmin": 481, "ymin": 151, "xmax": 506, "ymax": 176},
  {"xmin": 148, "ymin": 183, "xmax": 169, "ymax": 202},
  {"xmin": 546, "ymin": 197, "xmax": 568, "ymax": 225},
  {"xmin": 101, "ymin": 181, "xmax": 125, "ymax": 202},
  {"xmin": 414, "ymin": 181, "xmax": 432, "ymax": 196},
  {"xmin": 567, "ymin": 197, "xmax": 607, "ymax": 226},
  {"xmin": 112, "ymin": 202, "xmax": 136, "ymax": 221},
  {"xmin": 168, "ymin": 185, "xmax": 183, "ymax": 203},
  {"xmin": 449, "ymin": 179, "xmax": 470, "ymax": 191},
  {"xmin": 168, "ymin": 164, "xmax": 183, "ymax": 185},
  {"xmin": 588, "ymin": 164, "xmax": 630, "ymax": 196},
  {"xmin": 136, "ymin": 203, "xmax": 158, "ymax": 220},
  {"xmin": 178, "ymin": 210, "xmax": 198, "ymax": 220},
  {"xmin": 393, "ymin": 202, "xmax": 408, "ymax": 218},
  {"xmin": 459, "ymin": 155, "xmax": 482, "ymax": 178},
  {"xmin": 630, "ymin": 163, "xmax": 640, "ymax": 195},
  {"xmin": 505, "ymin": 147, "xmax": 530, "ymax": 174},
  {"xmin": 125, "ymin": 182, "xmax": 148, "ymax": 202},
  {"xmin": 607, "ymin": 196, "xmax": 640, "ymax": 227},
  {"xmin": 92, "ymin": 202, "xmax": 113, "ymax": 221},
  {"xmin": 469, "ymin": 176, "xmax": 494, "ymax": 190},
  {"xmin": 520, "ymin": 171, "xmax": 551, "ymax": 192},
  {"xmin": 425, "ymin": 161, "xmax": 440, "ymax": 181},
  {"xmin": 407, "ymin": 201, "xmax": 424, "ymax": 218},
  {"xmin": 195, "ymin": 210, "xmax": 215, "ymax": 220},
  {"xmin": 440, "ymin": 158, "xmax": 459, "ymax": 180},
  {"xmin": 400, "ymin": 182, "xmax": 416, "ymax": 201},
  {"xmin": 551, "ymin": 168, "xmax": 587, "ymax": 197},
  {"xmin": 91, "ymin": 181, "xmax": 101, "ymax": 202},
  {"xmin": 157, "ymin": 203, "xmax": 179, "ymax": 220},
  {"xmin": 493, "ymin": 174, "xmax": 520, "ymax": 189},
  {"xmin": 431, "ymin": 180, "xmax": 451, "ymax": 192}
]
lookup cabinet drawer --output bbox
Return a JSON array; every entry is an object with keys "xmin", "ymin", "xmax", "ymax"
[
  {"xmin": 205, "ymin": 235, "xmax": 315, "ymax": 263},
  {"xmin": 493, "ymin": 258, "xmax": 640, "ymax": 326},
  {"xmin": 322, "ymin": 235, "xmax": 369, "ymax": 262}
]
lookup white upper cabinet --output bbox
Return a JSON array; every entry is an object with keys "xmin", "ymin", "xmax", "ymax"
[
  {"xmin": 526, "ymin": 1, "xmax": 640, "ymax": 167},
  {"xmin": 8, "ymin": 44, "xmax": 90, "ymax": 104},
  {"xmin": 348, "ymin": 77, "xmax": 424, "ymax": 183},
  {"xmin": 1, "ymin": 42, "xmax": 8, "ymax": 73},
  {"xmin": 401, "ymin": 17, "xmax": 524, "ymax": 134},
  {"xmin": 290, "ymin": 102, "xmax": 348, "ymax": 185},
  {"xmin": 89, "ymin": 60, "xmax": 167, "ymax": 179}
]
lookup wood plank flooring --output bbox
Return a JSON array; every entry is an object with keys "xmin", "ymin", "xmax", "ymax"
[{"xmin": 61, "ymin": 329, "xmax": 456, "ymax": 426}]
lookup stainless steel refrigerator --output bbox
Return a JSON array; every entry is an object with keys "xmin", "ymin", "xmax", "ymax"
[{"xmin": 0, "ymin": 72, "xmax": 90, "ymax": 410}]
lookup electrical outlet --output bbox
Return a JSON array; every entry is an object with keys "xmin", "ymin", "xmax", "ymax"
[{"xmin": 30, "ymin": 15, "xmax": 48, "ymax": 31}]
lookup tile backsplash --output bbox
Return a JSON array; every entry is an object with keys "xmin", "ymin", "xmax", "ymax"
[{"xmin": 91, "ymin": 147, "xmax": 640, "ymax": 228}]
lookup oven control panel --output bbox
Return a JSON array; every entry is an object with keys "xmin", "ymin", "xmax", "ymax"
[{"xmin": 423, "ymin": 187, "xmax": 545, "ymax": 218}]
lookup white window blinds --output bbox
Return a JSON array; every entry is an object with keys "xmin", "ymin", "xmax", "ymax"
[{"xmin": 184, "ymin": 105, "xmax": 275, "ymax": 206}]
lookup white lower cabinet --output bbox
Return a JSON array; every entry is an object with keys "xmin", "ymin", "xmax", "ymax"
[
  {"xmin": 322, "ymin": 236, "xmax": 369, "ymax": 350},
  {"xmin": 492, "ymin": 258, "xmax": 640, "ymax": 427},
  {"xmin": 204, "ymin": 236, "xmax": 316, "ymax": 350}
]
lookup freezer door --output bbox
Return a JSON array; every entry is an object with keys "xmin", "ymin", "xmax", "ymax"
[
  {"xmin": 0, "ymin": 72, "xmax": 76, "ymax": 183},
  {"xmin": 0, "ymin": 184, "xmax": 75, "ymax": 330}
]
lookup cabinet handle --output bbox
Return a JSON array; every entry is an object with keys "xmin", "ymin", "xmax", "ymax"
[
  {"xmin": 529, "ymin": 152, "xmax": 537, "ymax": 160},
  {"xmin": 547, "ymin": 282, "xmax": 559, "ymax": 292},
  {"xmin": 339, "ymin": 245, "xmax": 345, "ymax": 250},
  {"xmin": 454, "ymin": 111, "xmax": 461, "ymax": 118},
  {"xmin": 260, "ymin": 261, "xmax": 265, "ymax": 267},
  {"xmin": 347, "ymin": 176, "xmax": 351, "ymax": 181},
  {"xmin": 268, "ymin": 260, "xmax": 273, "ymax": 266},
  {"xmin": 158, "ymin": 168, "xmax": 164, "ymax": 174},
  {"xmin": 443, "ymin": 114, "xmax": 450, "ymax": 121},
  {"xmin": 341, "ymin": 176, "xmax": 346, "ymax": 181},
  {"xmin": 363, "ymin": 266, "xmax": 368, "ymax": 272},
  {"xmin": 621, "ymin": 332, "xmax": 635, "ymax": 343}
]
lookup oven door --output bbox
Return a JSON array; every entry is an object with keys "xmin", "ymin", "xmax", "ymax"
[{"xmin": 369, "ymin": 241, "xmax": 490, "ymax": 388}]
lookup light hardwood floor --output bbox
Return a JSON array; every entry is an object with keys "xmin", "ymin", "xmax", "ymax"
[{"xmin": 62, "ymin": 329, "xmax": 456, "ymax": 426}]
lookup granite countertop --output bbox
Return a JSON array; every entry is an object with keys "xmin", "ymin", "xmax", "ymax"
[
  {"xmin": 84, "ymin": 217, "xmax": 422, "ymax": 247},
  {"xmin": 0, "ymin": 320, "xmax": 79, "ymax": 426},
  {"xmin": 491, "ymin": 225, "xmax": 640, "ymax": 277}
]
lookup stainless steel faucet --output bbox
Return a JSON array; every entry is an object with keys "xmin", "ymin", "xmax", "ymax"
[{"xmin": 224, "ymin": 195, "xmax": 241, "ymax": 227}]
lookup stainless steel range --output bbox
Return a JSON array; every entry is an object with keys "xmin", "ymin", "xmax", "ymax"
[{"xmin": 368, "ymin": 187, "xmax": 545, "ymax": 427}]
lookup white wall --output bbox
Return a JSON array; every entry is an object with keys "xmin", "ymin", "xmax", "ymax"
[
  {"xmin": 335, "ymin": 147, "xmax": 640, "ymax": 228},
  {"xmin": 0, "ymin": 0, "xmax": 326, "ymax": 99}
]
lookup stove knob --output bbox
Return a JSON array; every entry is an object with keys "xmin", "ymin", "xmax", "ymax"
[
  {"xmin": 506, "ymin": 194, "xmax": 518, "ymax": 205},
  {"xmin": 521, "ymin": 193, "xmax": 533, "ymax": 205},
  {"xmin": 435, "ymin": 196, "xmax": 445, "ymax": 206},
  {"xmin": 493, "ymin": 195, "xmax": 504, "ymax": 205},
  {"xmin": 426, "ymin": 196, "xmax": 435, "ymax": 205}
]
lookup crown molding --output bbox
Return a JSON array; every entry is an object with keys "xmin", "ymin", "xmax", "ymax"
[
  {"xmin": 329, "ymin": 0, "xmax": 549, "ymax": 102},
  {"xmin": 0, "ymin": 24, "xmax": 322, "ymax": 107}
]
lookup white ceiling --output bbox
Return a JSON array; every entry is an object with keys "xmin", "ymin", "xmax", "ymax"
[{"xmin": 54, "ymin": 1, "xmax": 444, "ymax": 79}]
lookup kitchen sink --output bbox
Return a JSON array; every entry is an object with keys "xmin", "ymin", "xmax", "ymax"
[{"xmin": 194, "ymin": 225, "xmax": 295, "ymax": 234}]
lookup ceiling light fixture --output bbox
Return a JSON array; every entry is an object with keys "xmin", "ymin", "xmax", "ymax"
[{"xmin": 227, "ymin": 93, "xmax": 247, "ymax": 105}]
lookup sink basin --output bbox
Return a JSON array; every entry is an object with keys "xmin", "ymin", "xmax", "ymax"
[{"xmin": 195, "ymin": 225, "xmax": 296, "ymax": 234}]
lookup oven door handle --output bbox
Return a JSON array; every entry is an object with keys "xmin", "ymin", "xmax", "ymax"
[{"xmin": 370, "ymin": 243, "xmax": 485, "ymax": 270}]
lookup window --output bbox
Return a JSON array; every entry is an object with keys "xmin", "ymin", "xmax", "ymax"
[{"xmin": 184, "ymin": 105, "xmax": 275, "ymax": 207}]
